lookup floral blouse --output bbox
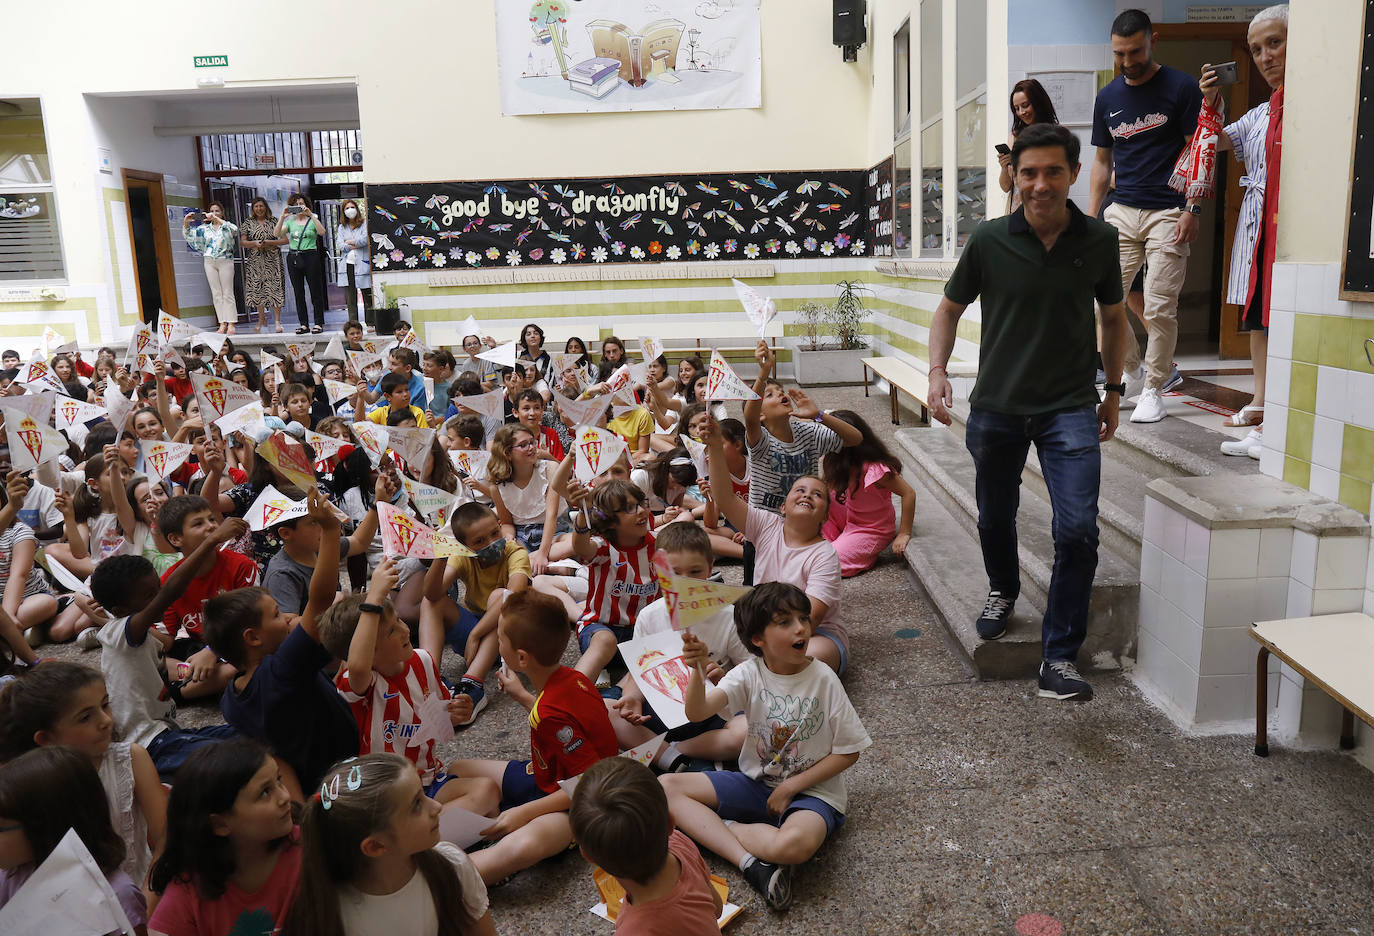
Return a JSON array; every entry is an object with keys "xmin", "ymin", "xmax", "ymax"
[{"xmin": 184, "ymin": 220, "xmax": 239, "ymax": 260}]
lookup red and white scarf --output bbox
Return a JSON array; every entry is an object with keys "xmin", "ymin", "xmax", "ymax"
[{"xmin": 1169, "ymin": 96, "xmax": 1225, "ymax": 199}]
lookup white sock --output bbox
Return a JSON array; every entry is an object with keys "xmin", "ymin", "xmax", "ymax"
[
  {"xmin": 738, "ymin": 852, "xmax": 757, "ymax": 872},
  {"xmin": 655, "ymin": 743, "xmax": 682, "ymax": 771}
]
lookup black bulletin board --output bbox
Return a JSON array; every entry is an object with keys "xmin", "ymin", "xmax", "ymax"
[{"xmin": 1341, "ymin": 0, "xmax": 1374, "ymax": 298}]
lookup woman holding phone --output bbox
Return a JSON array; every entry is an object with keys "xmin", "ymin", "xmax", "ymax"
[
  {"xmin": 182, "ymin": 201, "xmax": 241, "ymax": 334},
  {"xmin": 998, "ymin": 79, "xmax": 1059, "ymax": 209},
  {"xmin": 240, "ymin": 197, "xmax": 286, "ymax": 333},
  {"xmin": 274, "ymin": 193, "xmax": 328, "ymax": 335}
]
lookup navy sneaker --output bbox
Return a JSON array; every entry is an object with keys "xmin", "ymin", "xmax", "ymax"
[
  {"xmin": 742, "ymin": 858, "xmax": 793, "ymax": 911},
  {"xmin": 975, "ymin": 591, "xmax": 1015, "ymax": 641},
  {"xmin": 455, "ymin": 676, "xmax": 488, "ymax": 726},
  {"xmin": 1161, "ymin": 363, "xmax": 1184, "ymax": 393},
  {"xmin": 1037, "ymin": 660, "xmax": 1093, "ymax": 701}
]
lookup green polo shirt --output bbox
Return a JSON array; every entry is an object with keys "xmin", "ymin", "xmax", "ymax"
[{"xmin": 944, "ymin": 201, "xmax": 1122, "ymax": 416}]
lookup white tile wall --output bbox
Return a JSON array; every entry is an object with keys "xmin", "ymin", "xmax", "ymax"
[
  {"xmin": 1296, "ymin": 264, "xmax": 1327, "ymax": 311},
  {"xmin": 1312, "ymin": 588, "xmax": 1367, "ymax": 614},
  {"xmin": 1290, "ymin": 530, "xmax": 1318, "ymax": 587},
  {"xmin": 1315, "ymin": 368, "xmax": 1349, "ymax": 427},
  {"xmin": 1197, "ymin": 674, "xmax": 1262, "ymax": 723},
  {"xmin": 1286, "ymin": 581, "xmax": 1313, "ymax": 618},
  {"xmin": 1262, "ymin": 403, "xmax": 1288, "ymax": 454},
  {"xmin": 1141, "ymin": 540, "xmax": 1163, "ymax": 592},
  {"xmin": 1257, "ymin": 527, "xmax": 1293, "ymax": 578},
  {"xmin": 1207, "ymin": 529, "xmax": 1259, "ymax": 580},
  {"xmin": 1269, "ymin": 262, "xmax": 1298, "ymax": 314},
  {"xmin": 1259, "ymin": 447, "xmax": 1283, "ymax": 478},
  {"xmin": 1267, "ymin": 364, "xmax": 1291, "ymax": 410},
  {"xmin": 1137, "ymin": 627, "xmax": 1200, "ymax": 718},
  {"xmin": 1350, "ymin": 371, "xmax": 1374, "ymax": 431},
  {"xmin": 1183, "ymin": 519, "xmax": 1211, "ymax": 576},
  {"xmin": 1315, "ymin": 535, "xmax": 1370, "ymax": 591},
  {"xmin": 1143, "ymin": 496, "xmax": 1165, "ymax": 546},
  {"xmin": 1309, "ymin": 464, "xmax": 1341, "ymax": 501},
  {"xmin": 1311, "ymin": 415, "xmax": 1345, "ymax": 472},
  {"xmin": 1268, "ymin": 306, "xmax": 1295, "ymax": 362}
]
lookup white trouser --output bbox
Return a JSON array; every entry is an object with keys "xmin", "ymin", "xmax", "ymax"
[{"xmin": 203, "ymin": 256, "xmax": 237, "ymax": 325}]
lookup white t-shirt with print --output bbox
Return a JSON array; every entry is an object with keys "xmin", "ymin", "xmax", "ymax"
[
  {"xmin": 338, "ymin": 842, "xmax": 488, "ymax": 936},
  {"xmin": 717, "ymin": 656, "xmax": 871, "ymax": 813},
  {"xmin": 98, "ymin": 615, "xmax": 174, "ymax": 750},
  {"xmin": 14, "ymin": 481, "xmax": 61, "ymax": 531}
]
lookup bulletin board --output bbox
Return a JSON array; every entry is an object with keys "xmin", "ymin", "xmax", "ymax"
[
  {"xmin": 1340, "ymin": 0, "xmax": 1374, "ymax": 299},
  {"xmin": 1024, "ymin": 69, "xmax": 1098, "ymax": 126}
]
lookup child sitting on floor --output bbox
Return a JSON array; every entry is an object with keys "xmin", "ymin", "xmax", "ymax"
[
  {"xmin": 820, "ymin": 409, "xmax": 915, "ymax": 576},
  {"xmin": 661, "ymin": 583, "xmax": 871, "ymax": 911},
  {"xmin": 570, "ymin": 757, "xmax": 722, "ymax": 936}
]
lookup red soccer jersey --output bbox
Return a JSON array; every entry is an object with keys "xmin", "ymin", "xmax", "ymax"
[
  {"xmin": 577, "ymin": 529, "xmax": 659, "ymax": 632},
  {"xmin": 160, "ymin": 549, "xmax": 260, "ymax": 640},
  {"xmin": 538, "ymin": 426, "xmax": 565, "ymax": 461},
  {"xmin": 335, "ymin": 649, "xmax": 450, "ymax": 785},
  {"xmin": 528, "ymin": 666, "xmax": 619, "ymax": 792}
]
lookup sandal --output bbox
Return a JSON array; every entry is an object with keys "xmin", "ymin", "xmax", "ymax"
[
  {"xmin": 295, "ymin": 326, "xmax": 309, "ymax": 335},
  {"xmin": 1224, "ymin": 405, "xmax": 1263, "ymax": 427},
  {"xmin": 311, "ymin": 325, "xmax": 324, "ymax": 334}
]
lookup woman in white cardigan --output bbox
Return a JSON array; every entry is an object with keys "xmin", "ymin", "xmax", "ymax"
[{"xmin": 334, "ymin": 198, "xmax": 372, "ymax": 327}]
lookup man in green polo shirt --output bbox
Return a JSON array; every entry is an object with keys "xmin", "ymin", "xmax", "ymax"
[{"xmin": 927, "ymin": 123, "xmax": 1129, "ymax": 702}]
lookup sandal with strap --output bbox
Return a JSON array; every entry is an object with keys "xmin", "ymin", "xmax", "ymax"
[{"xmin": 1224, "ymin": 405, "xmax": 1263, "ymax": 427}]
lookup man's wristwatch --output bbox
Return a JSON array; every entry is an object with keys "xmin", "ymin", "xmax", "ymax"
[
  {"xmin": 1186, "ymin": 204, "xmax": 1203, "ymax": 215},
  {"xmin": 1103, "ymin": 382, "xmax": 1126, "ymax": 395}
]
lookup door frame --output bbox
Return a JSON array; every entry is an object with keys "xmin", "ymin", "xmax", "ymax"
[
  {"xmin": 121, "ymin": 169, "xmax": 180, "ymax": 318},
  {"xmin": 1154, "ymin": 23, "xmax": 1255, "ymax": 360}
]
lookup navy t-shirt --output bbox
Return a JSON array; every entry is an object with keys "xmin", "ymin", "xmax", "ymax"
[
  {"xmin": 1092, "ymin": 64, "xmax": 1202, "ymax": 209},
  {"xmin": 220, "ymin": 625, "xmax": 358, "ymax": 789}
]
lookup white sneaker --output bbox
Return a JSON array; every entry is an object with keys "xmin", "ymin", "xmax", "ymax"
[
  {"xmin": 76, "ymin": 627, "xmax": 102, "ymax": 651},
  {"xmin": 1130, "ymin": 387, "xmax": 1167, "ymax": 423},
  {"xmin": 1221, "ymin": 428, "xmax": 1262, "ymax": 458}
]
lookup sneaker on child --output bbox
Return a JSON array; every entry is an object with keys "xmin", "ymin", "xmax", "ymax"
[
  {"xmin": 455, "ymin": 676, "xmax": 487, "ymax": 726},
  {"xmin": 741, "ymin": 857, "xmax": 793, "ymax": 911}
]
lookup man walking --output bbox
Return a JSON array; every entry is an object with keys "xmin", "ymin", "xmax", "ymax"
[
  {"xmin": 1089, "ymin": 8, "xmax": 1203, "ymax": 423},
  {"xmin": 929, "ymin": 124, "xmax": 1129, "ymax": 702}
]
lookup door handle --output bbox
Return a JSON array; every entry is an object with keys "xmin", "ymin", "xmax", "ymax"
[{"xmin": 1365, "ymin": 337, "xmax": 1373, "ymax": 368}]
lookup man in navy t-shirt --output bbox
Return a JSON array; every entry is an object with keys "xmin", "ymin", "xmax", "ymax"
[{"xmin": 1089, "ymin": 8, "xmax": 1203, "ymax": 424}]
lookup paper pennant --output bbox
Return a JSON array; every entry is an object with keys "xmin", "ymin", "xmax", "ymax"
[
  {"xmin": 133, "ymin": 352, "xmax": 157, "ymax": 379},
  {"xmin": 304, "ymin": 428, "xmax": 349, "ymax": 461},
  {"xmin": 399, "ymin": 329, "xmax": 429, "ymax": 356},
  {"xmin": 548, "ymin": 352, "xmax": 584, "ymax": 377},
  {"xmin": 660, "ymin": 575, "xmax": 751, "ymax": 632},
  {"xmin": 157, "ymin": 309, "xmax": 195, "ymax": 348},
  {"xmin": 574, "ymin": 425, "xmax": 628, "ymax": 483},
  {"xmin": 244, "ymin": 484, "xmax": 310, "ymax": 532},
  {"xmin": 611, "ymin": 403, "xmax": 643, "ymax": 419},
  {"xmin": 361, "ymin": 339, "xmax": 381, "ymax": 355},
  {"xmin": 214, "ymin": 401, "xmax": 267, "ymax": 437},
  {"xmin": 433, "ymin": 530, "xmax": 478, "ymax": 559},
  {"xmin": 0, "ymin": 828, "xmax": 137, "ymax": 936},
  {"xmin": 705, "ymin": 349, "xmax": 760, "ymax": 401},
  {"xmin": 125, "ymin": 322, "xmax": 154, "ymax": 368},
  {"xmin": 449, "ymin": 447, "xmax": 491, "ymax": 479},
  {"xmin": 351, "ymin": 420, "xmax": 390, "ymax": 467},
  {"xmin": 455, "ymin": 386, "xmax": 507, "ymax": 420},
  {"xmin": 620, "ymin": 632, "xmax": 693, "ymax": 728},
  {"xmin": 421, "ymin": 375, "xmax": 435, "ymax": 407},
  {"xmin": 22, "ymin": 352, "xmax": 64, "ymax": 392},
  {"xmin": 378, "ymin": 501, "xmax": 437, "ymax": 559},
  {"xmin": 138, "ymin": 439, "xmax": 194, "ymax": 484},
  {"xmin": 345, "ymin": 348, "xmax": 383, "ymax": 377},
  {"xmin": 41, "ymin": 326, "xmax": 78, "ymax": 357},
  {"xmin": 679, "ymin": 433, "xmax": 708, "ymax": 480},
  {"xmin": 387, "ymin": 425, "xmax": 435, "ymax": 470},
  {"xmin": 437, "ymin": 804, "xmax": 491, "ymax": 850},
  {"xmin": 191, "ymin": 372, "xmax": 260, "ymax": 422},
  {"xmin": 555, "ymin": 393, "xmax": 608, "ymax": 428},
  {"xmin": 54, "ymin": 396, "xmax": 108, "ymax": 432},
  {"xmin": 257, "ymin": 431, "xmax": 318, "ymax": 490},
  {"xmin": 604, "ymin": 364, "xmax": 634, "ymax": 396},
  {"xmin": 620, "ymin": 732, "xmax": 669, "ymax": 768},
  {"xmin": 322, "ymin": 378, "xmax": 355, "ymax": 405},
  {"xmin": 401, "ymin": 475, "xmax": 463, "ymax": 527},
  {"xmin": 284, "ymin": 343, "xmax": 314, "ymax": 369},
  {"xmin": 639, "ymin": 336, "xmax": 664, "ymax": 364},
  {"xmin": 476, "ymin": 340, "xmax": 517, "ymax": 369},
  {"xmin": 318, "ymin": 335, "xmax": 345, "ymax": 361},
  {"xmin": 104, "ymin": 387, "xmax": 137, "ymax": 432},
  {"xmin": 309, "ymin": 360, "xmax": 323, "ymax": 376},
  {"xmin": 732, "ymin": 278, "xmax": 778, "ymax": 338},
  {"xmin": 194, "ymin": 331, "xmax": 229, "ymax": 356},
  {"xmin": 161, "ymin": 345, "xmax": 187, "ymax": 371},
  {"xmin": 260, "ymin": 349, "xmax": 284, "ymax": 371},
  {"xmin": 0, "ymin": 408, "xmax": 66, "ymax": 471},
  {"xmin": 0, "ymin": 389, "xmax": 55, "ymax": 425}
]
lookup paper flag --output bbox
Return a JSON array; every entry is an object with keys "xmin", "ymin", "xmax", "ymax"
[
  {"xmin": 733, "ymin": 278, "xmax": 778, "ymax": 339},
  {"xmin": 1, "ymin": 389, "xmax": 56, "ymax": 424},
  {"xmin": 350, "ymin": 421, "xmax": 389, "ymax": 467},
  {"xmin": 104, "ymin": 387, "xmax": 136, "ymax": 432},
  {"xmin": 243, "ymin": 484, "xmax": 309, "ymax": 532},
  {"xmin": 705, "ymin": 350, "xmax": 759, "ymax": 401},
  {"xmin": 555, "ymin": 393, "xmax": 609, "ymax": 428},
  {"xmin": 438, "ymin": 804, "xmax": 492, "ymax": 850},
  {"xmin": 679, "ymin": 434, "xmax": 709, "ymax": 480},
  {"xmin": 266, "ymin": 365, "xmax": 286, "ymax": 389},
  {"xmin": 214, "ymin": 401, "xmax": 267, "ymax": 437},
  {"xmin": 401, "ymin": 475, "xmax": 462, "ymax": 526},
  {"xmin": 304, "ymin": 428, "xmax": 349, "ymax": 461},
  {"xmin": 22, "ymin": 352, "xmax": 64, "ymax": 392},
  {"xmin": 421, "ymin": 375, "xmax": 435, "ymax": 408},
  {"xmin": 619, "ymin": 632, "xmax": 694, "ymax": 728},
  {"xmin": 386, "ymin": 426, "xmax": 436, "ymax": 471},
  {"xmin": 611, "ymin": 404, "xmax": 642, "ymax": 419},
  {"xmin": 457, "ymin": 315, "xmax": 484, "ymax": 340},
  {"xmin": 378, "ymin": 501, "xmax": 437, "ymax": 559},
  {"xmin": 639, "ymin": 336, "xmax": 664, "ymax": 364},
  {"xmin": 259, "ymin": 349, "xmax": 283, "ymax": 370},
  {"xmin": 0, "ymin": 828, "xmax": 137, "ymax": 936},
  {"xmin": 604, "ymin": 364, "xmax": 634, "ymax": 396},
  {"xmin": 620, "ymin": 732, "xmax": 669, "ymax": 768},
  {"xmin": 285, "ymin": 344, "xmax": 314, "ymax": 369},
  {"xmin": 133, "ymin": 352, "xmax": 157, "ymax": 378},
  {"xmin": 309, "ymin": 360, "xmax": 323, "ymax": 375},
  {"xmin": 1, "ymin": 409, "xmax": 67, "ymax": 471},
  {"xmin": 156, "ymin": 309, "xmax": 195, "ymax": 348},
  {"xmin": 574, "ymin": 425, "xmax": 628, "ymax": 483},
  {"xmin": 661, "ymin": 575, "xmax": 751, "ymax": 632},
  {"xmin": 318, "ymin": 335, "xmax": 345, "ymax": 361},
  {"xmin": 41, "ymin": 326, "xmax": 78, "ymax": 357},
  {"xmin": 161, "ymin": 345, "xmax": 187, "ymax": 372},
  {"xmin": 257, "ymin": 431, "xmax": 317, "ymax": 490},
  {"xmin": 125, "ymin": 322, "xmax": 154, "ymax": 367},
  {"xmin": 548, "ymin": 352, "xmax": 584, "ymax": 376},
  {"xmin": 456, "ymin": 386, "xmax": 507, "ymax": 420},
  {"xmin": 413, "ymin": 692, "xmax": 455, "ymax": 747},
  {"xmin": 191, "ymin": 372, "xmax": 259, "ymax": 422},
  {"xmin": 399, "ymin": 329, "xmax": 429, "ymax": 356},
  {"xmin": 345, "ymin": 348, "xmax": 383, "ymax": 377},
  {"xmin": 589, "ymin": 869, "xmax": 740, "ymax": 927},
  {"xmin": 44, "ymin": 551, "xmax": 92, "ymax": 597},
  {"xmin": 322, "ymin": 378, "xmax": 356, "ymax": 405},
  {"xmin": 194, "ymin": 331, "xmax": 229, "ymax": 356},
  {"xmin": 432, "ymin": 531, "xmax": 478, "ymax": 559},
  {"xmin": 476, "ymin": 341, "xmax": 517, "ymax": 369},
  {"xmin": 448, "ymin": 447, "xmax": 491, "ymax": 479},
  {"xmin": 557, "ymin": 775, "xmax": 581, "ymax": 798},
  {"xmin": 138, "ymin": 439, "xmax": 193, "ymax": 484}
]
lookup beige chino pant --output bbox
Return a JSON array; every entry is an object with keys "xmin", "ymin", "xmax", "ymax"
[
  {"xmin": 1103, "ymin": 203, "xmax": 1189, "ymax": 391},
  {"xmin": 203, "ymin": 255, "xmax": 238, "ymax": 325}
]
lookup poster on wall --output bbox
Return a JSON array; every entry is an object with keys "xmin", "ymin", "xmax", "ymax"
[
  {"xmin": 864, "ymin": 157, "xmax": 893, "ymax": 258},
  {"xmin": 365, "ymin": 169, "xmax": 866, "ymax": 270},
  {"xmin": 494, "ymin": 0, "xmax": 762, "ymax": 116}
]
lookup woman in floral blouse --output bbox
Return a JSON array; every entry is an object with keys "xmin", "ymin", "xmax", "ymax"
[
  {"xmin": 240, "ymin": 197, "xmax": 287, "ymax": 333},
  {"xmin": 181, "ymin": 201, "xmax": 240, "ymax": 334}
]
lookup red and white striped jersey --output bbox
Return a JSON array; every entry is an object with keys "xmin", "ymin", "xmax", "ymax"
[
  {"xmin": 577, "ymin": 531, "xmax": 660, "ymax": 633},
  {"xmin": 335, "ymin": 649, "xmax": 450, "ymax": 784}
]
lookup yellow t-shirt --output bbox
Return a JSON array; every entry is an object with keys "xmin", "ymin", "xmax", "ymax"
[
  {"xmin": 367, "ymin": 405, "xmax": 429, "ymax": 428},
  {"xmin": 451, "ymin": 541, "xmax": 532, "ymax": 613},
  {"xmin": 607, "ymin": 407, "xmax": 655, "ymax": 448}
]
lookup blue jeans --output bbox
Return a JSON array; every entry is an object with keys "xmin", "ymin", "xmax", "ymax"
[{"xmin": 964, "ymin": 405, "xmax": 1101, "ymax": 663}]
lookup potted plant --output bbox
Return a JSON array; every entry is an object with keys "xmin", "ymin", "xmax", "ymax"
[{"xmin": 791, "ymin": 280, "xmax": 873, "ymax": 386}]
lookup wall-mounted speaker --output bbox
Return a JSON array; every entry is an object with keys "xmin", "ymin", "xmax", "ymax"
[{"xmin": 834, "ymin": 0, "xmax": 866, "ymax": 61}]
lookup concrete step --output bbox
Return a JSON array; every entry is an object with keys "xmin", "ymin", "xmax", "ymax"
[{"xmin": 894, "ymin": 425, "xmax": 1138, "ymax": 673}]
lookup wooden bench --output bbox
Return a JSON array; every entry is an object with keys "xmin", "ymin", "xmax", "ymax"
[
  {"xmin": 861, "ymin": 356, "xmax": 931, "ymax": 426},
  {"xmin": 1251, "ymin": 612, "xmax": 1374, "ymax": 756},
  {"xmin": 425, "ymin": 318, "xmax": 604, "ymax": 349},
  {"xmin": 616, "ymin": 320, "xmax": 783, "ymax": 357}
]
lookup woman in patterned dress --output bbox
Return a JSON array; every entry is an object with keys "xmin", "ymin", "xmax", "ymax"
[{"xmin": 239, "ymin": 197, "xmax": 286, "ymax": 333}]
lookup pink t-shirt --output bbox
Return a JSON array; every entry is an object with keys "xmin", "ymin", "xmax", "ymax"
[
  {"xmin": 148, "ymin": 833, "xmax": 302, "ymax": 936},
  {"xmin": 614, "ymin": 830, "xmax": 720, "ymax": 936},
  {"xmin": 829, "ymin": 462, "xmax": 897, "ymax": 537},
  {"xmin": 744, "ymin": 506, "xmax": 847, "ymax": 652}
]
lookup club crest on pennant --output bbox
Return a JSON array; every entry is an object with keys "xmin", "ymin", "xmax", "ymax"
[
  {"xmin": 135, "ymin": 329, "xmax": 152, "ymax": 355},
  {"xmin": 388, "ymin": 513, "xmax": 421, "ymax": 554},
  {"xmin": 582, "ymin": 440, "xmax": 602, "ymax": 472},
  {"xmin": 16, "ymin": 417, "xmax": 44, "ymax": 464},
  {"xmin": 203, "ymin": 379, "xmax": 229, "ymax": 416},
  {"xmin": 147, "ymin": 445, "xmax": 169, "ymax": 477},
  {"xmin": 159, "ymin": 320, "xmax": 174, "ymax": 345},
  {"xmin": 59, "ymin": 398, "xmax": 79, "ymax": 424},
  {"xmin": 636, "ymin": 649, "xmax": 691, "ymax": 704},
  {"xmin": 262, "ymin": 500, "xmax": 289, "ymax": 525}
]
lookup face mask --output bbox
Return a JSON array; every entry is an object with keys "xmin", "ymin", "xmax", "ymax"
[
  {"xmin": 474, "ymin": 538, "xmax": 506, "ymax": 563},
  {"xmin": 344, "ymin": 207, "xmax": 358, "ymax": 219}
]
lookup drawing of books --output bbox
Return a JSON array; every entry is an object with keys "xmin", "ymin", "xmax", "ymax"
[
  {"xmin": 566, "ymin": 56, "xmax": 623, "ymax": 99},
  {"xmin": 585, "ymin": 18, "xmax": 685, "ymax": 88}
]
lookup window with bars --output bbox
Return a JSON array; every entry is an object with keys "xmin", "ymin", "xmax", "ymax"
[
  {"xmin": 0, "ymin": 99, "xmax": 64, "ymax": 281},
  {"xmin": 198, "ymin": 130, "xmax": 362, "ymax": 173}
]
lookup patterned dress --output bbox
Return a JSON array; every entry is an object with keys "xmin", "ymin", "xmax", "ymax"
[{"xmin": 241, "ymin": 217, "xmax": 286, "ymax": 307}]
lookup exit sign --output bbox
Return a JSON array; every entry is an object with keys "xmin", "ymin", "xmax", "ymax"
[{"xmin": 194, "ymin": 55, "xmax": 229, "ymax": 68}]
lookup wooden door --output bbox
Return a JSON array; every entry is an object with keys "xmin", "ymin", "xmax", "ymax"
[{"xmin": 122, "ymin": 169, "xmax": 179, "ymax": 320}]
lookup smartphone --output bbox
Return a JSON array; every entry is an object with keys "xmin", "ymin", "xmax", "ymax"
[
  {"xmin": 286, "ymin": 205, "xmax": 304, "ymax": 215},
  {"xmin": 185, "ymin": 211, "xmax": 201, "ymax": 224},
  {"xmin": 1210, "ymin": 61, "xmax": 1239, "ymax": 86},
  {"xmin": 995, "ymin": 143, "xmax": 1011, "ymax": 156}
]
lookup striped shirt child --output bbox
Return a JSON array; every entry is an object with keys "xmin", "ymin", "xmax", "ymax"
[
  {"xmin": 576, "ymin": 530, "xmax": 660, "ymax": 636},
  {"xmin": 335, "ymin": 648, "xmax": 450, "ymax": 785}
]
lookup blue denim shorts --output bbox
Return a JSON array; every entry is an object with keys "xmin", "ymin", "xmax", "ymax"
[
  {"xmin": 706, "ymin": 770, "xmax": 846, "ymax": 838},
  {"xmin": 576, "ymin": 621, "xmax": 634, "ymax": 654},
  {"xmin": 813, "ymin": 625, "xmax": 850, "ymax": 676},
  {"xmin": 146, "ymin": 724, "xmax": 239, "ymax": 781},
  {"xmin": 444, "ymin": 605, "xmax": 482, "ymax": 655}
]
